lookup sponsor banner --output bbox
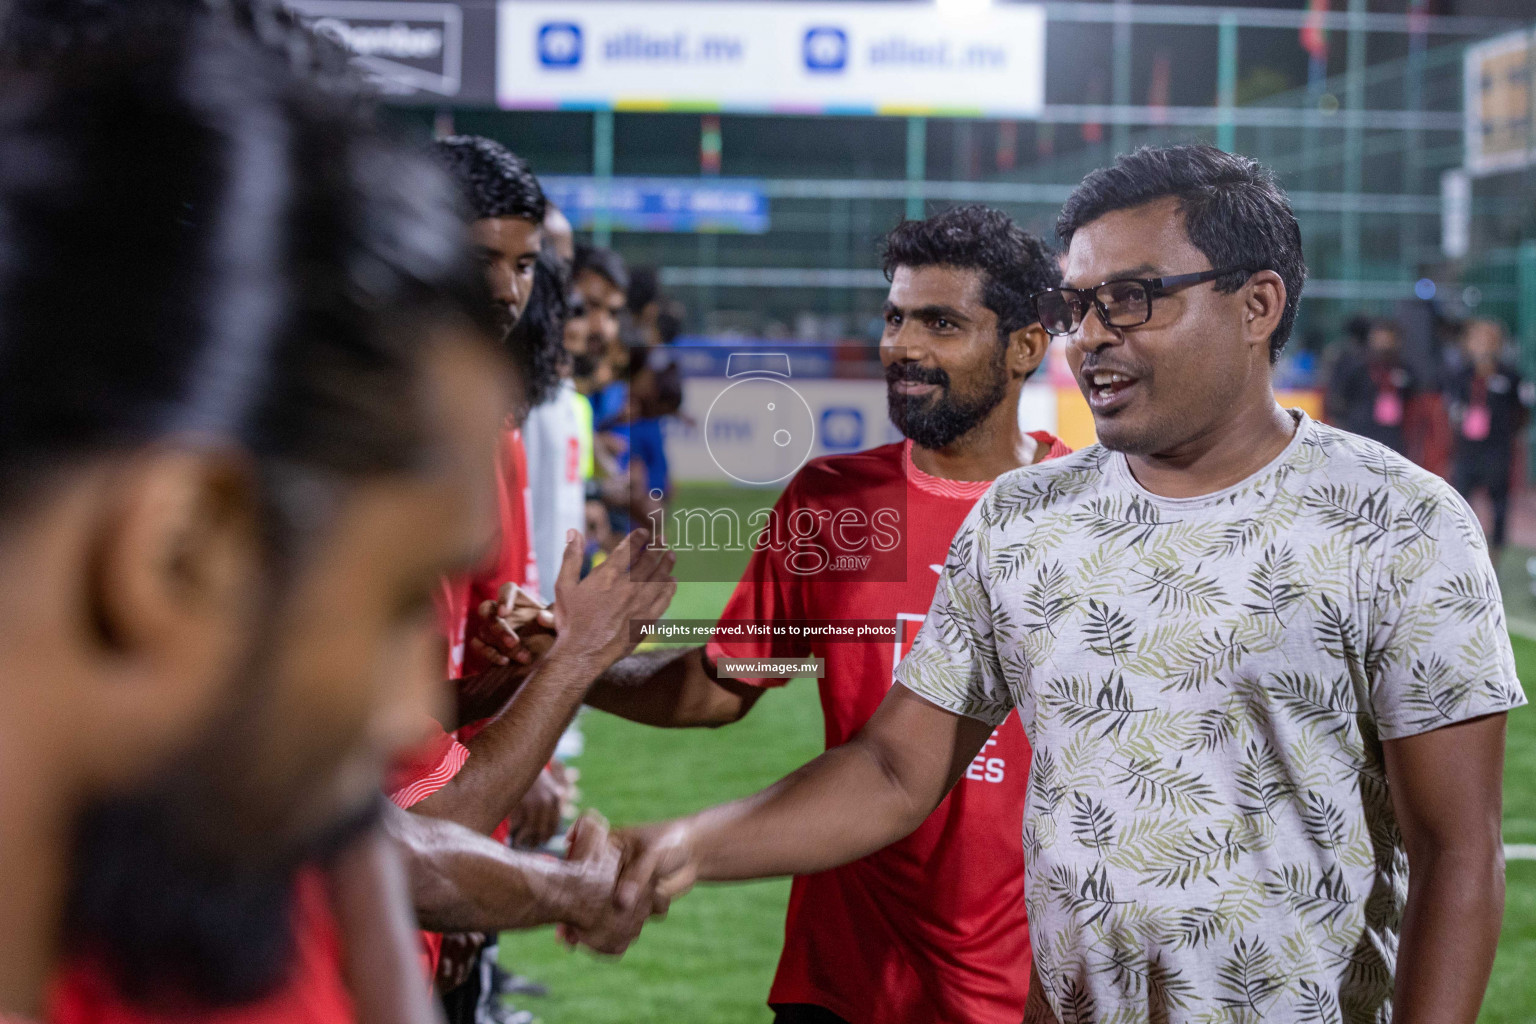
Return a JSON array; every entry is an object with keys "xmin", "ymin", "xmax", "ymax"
[
  {"xmin": 1464, "ymin": 28, "xmax": 1536, "ymax": 176},
  {"xmin": 540, "ymin": 176, "xmax": 769, "ymax": 234},
  {"xmin": 496, "ymin": 1, "xmax": 1046, "ymax": 117},
  {"xmin": 286, "ymin": 0, "xmax": 496, "ymax": 102}
]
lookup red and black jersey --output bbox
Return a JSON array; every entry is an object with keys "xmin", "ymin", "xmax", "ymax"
[{"xmin": 706, "ymin": 434, "xmax": 1070, "ymax": 1024}]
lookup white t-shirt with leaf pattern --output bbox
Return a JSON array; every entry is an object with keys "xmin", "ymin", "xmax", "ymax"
[{"xmin": 897, "ymin": 411, "xmax": 1525, "ymax": 1024}]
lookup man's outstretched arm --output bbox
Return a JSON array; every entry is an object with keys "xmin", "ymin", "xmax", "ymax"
[
  {"xmin": 411, "ymin": 529, "xmax": 675, "ymax": 835},
  {"xmin": 585, "ymin": 646, "xmax": 766, "ymax": 728},
  {"xmin": 382, "ymin": 803, "xmax": 650, "ymax": 953},
  {"xmin": 611, "ymin": 683, "xmax": 995, "ymax": 908},
  {"xmin": 1385, "ymin": 711, "xmax": 1508, "ymax": 1024}
]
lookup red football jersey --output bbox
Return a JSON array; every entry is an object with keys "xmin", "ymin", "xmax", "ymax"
[
  {"xmin": 408, "ymin": 424, "xmax": 539, "ymax": 972},
  {"xmin": 49, "ymin": 870, "xmax": 352, "ymax": 1024},
  {"xmin": 706, "ymin": 434, "xmax": 1070, "ymax": 1024},
  {"xmin": 437, "ymin": 425, "xmax": 539, "ymax": 681}
]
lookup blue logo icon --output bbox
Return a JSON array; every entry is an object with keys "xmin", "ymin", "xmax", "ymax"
[
  {"xmin": 538, "ymin": 22, "xmax": 583, "ymax": 68},
  {"xmin": 820, "ymin": 407, "xmax": 864, "ymax": 450},
  {"xmin": 803, "ymin": 27, "xmax": 848, "ymax": 72}
]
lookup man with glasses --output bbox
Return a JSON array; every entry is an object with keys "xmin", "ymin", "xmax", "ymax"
[{"xmin": 611, "ymin": 146, "xmax": 1522, "ymax": 1024}]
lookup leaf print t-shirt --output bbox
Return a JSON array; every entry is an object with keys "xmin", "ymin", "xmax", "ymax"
[{"xmin": 896, "ymin": 410, "xmax": 1526, "ymax": 1024}]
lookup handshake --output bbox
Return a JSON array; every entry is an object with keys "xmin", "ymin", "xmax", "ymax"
[{"xmin": 556, "ymin": 813, "xmax": 700, "ymax": 956}]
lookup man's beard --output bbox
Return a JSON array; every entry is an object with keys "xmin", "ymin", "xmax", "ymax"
[
  {"xmin": 886, "ymin": 352, "xmax": 1009, "ymax": 450},
  {"xmin": 60, "ymin": 620, "xmax": 385, "ymax": 1011},
  {"xmin": 63, "ymin": 779, "xmax": 383, "ymax": 1009}
]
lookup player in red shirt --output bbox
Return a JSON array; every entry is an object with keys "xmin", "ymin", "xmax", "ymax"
[
  {"xmin": 584, "ymin": 207, "xmax": 1066, "ymax": 1023},
  {"xmin": 402, "ymin": 137, "xmax": 678, "ymax": 1014}
]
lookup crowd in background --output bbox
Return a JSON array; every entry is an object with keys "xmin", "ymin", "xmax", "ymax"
[{"xmin": 1319, "ymin": 313, "xmax": 1533, "ymax": 565}]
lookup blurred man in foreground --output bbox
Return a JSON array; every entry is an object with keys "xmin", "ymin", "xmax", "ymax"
[
  {"xmin": 580, "ymin": 207, "xmax": 1069, "ymax": 1024},
  {"xmin": 0, "ymin": 18, "xmax": 506, "ymax": 1022},
  {"xmin": 611, "ymin": 147, "xmax": 1521, "ymax": 1024},
  {"xmin": 0, "ymin": 9, "xmax": 660, "ymax": 1024}
]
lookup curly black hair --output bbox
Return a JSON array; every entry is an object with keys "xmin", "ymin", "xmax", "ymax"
[
  {"xmin": 880, "ymin": 205, "xmax": 1059, "ymax": 341},
  {"xmin": 1, "ymin": 0, "xmax": 364, "ymax": 92},
  {"xmin": 1057, "ymin": 145, "xmax": 1306, "ymax": 363},
  {"xmin": 430, "ymin": 135, "xmax": 547, "ymax": 224},
  {"xmin": 506, "ymin": 247, "xmax": 570, "ymax": 408}
]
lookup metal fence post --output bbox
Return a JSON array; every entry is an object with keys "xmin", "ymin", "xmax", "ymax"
[
  {"xmin": 906, "ymin": 116, "xmax": 927, "ymax": 221},
  {"xmin": 1217, "ymin": 14, "xmax": 1239, "ymax": 152},
  {"xmin": 1112, "ymin": 0, "xmax": 1133, "ymax": 154},
  {"xmin": 593, "ymin": 109, "xmax": 615, "ymax": 247},
  {"xmin": 1341, "ymin": 0, "xmax": 1367, "ymax": 287},
  {"xmin": 1520, "ymin": 242, "xmax": 1536, "ymax": 475}
]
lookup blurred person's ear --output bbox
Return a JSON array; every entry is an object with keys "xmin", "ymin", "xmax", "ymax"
[
  {"xmin": 1007, "ymin": 323, "xmax": 1051, "ymax": 382},
  {"xmin": 79, "ymin": 448, "xmax": 262, "ymax": 790}
]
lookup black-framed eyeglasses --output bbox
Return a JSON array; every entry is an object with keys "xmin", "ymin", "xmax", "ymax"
[{"xmin": 1031, "ymin": 266, "xmax": 1251, "ymax": 337}]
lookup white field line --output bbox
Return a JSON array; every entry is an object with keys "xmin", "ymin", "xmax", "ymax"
[{"xmin": 1506, "ymin": 845, "xmax": 1536, "ymax": 860}]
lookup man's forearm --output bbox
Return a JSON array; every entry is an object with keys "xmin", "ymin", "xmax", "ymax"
[
  {"xmin": 411, "ymin": 640, "xmax": 604, "ymax": 834},
  {"xmin": 685, "ymin": 738, "xmax": 941, "ymax": 881},
  {"xmin": 586, "ymin": 646, "xmax": 761, "ymax": 728},
  {"xmin": 1391, "ymin": 844, "xmax": 1504, "ymax": 1024},
  {"xmin": 388, "ymin": 807, "xmax": 602, "ymax": 934},
  {"xmin": 616, "ymin": 686, "xmax": 991, "ymax": 908}
]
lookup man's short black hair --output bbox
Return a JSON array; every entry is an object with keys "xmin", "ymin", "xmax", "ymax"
[
  {"xmin": 1056, "ymin": 144, "xmax": 1306, "ymax": 363},
  {"xmin": 626, "ymin": 265, "xmax": 660, "ymax": 315},
  {"xmin": 574, "ymin": 244, "xmax": 630, "ymax": 294},
  {"xmin": 880, "ymin": 205, "xmax": 1059, "ymax": 340},
  {"xmin": 431, "ymin": 135, "xmax": 547, "ymax": 223}
]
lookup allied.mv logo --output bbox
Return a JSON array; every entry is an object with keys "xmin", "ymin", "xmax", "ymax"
[
  {"xmin": 803, "ymin": 27, "xmax": 848, "ymax": 72},
  {"xmin": 820, "ymin": 407, "xmax": 864, "ymax": 450},
  {"xmin": 537, "ymin": 22, "xmax": 583, "ymax": 68}
]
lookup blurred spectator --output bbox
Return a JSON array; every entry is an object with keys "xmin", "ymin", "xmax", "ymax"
[
  {"xmin": 625, "ymin": 266, "xmax": 662, "ymax": 345},
  {"xmin": 430, "ymin": 137, "xmax": 546, "ymax": 344},
  {"xmin": 521, "ymin": 250, "xmax": 586, "ymax": 604},
  {"xmin": 1320, "ymin": 315, "xmax": 1372, "ymax": 424},
  {"xmin": 1447, "ymin": 319, "xmax": 1534, "ymax": 565},
  {"xmin": 573, "ymin": 245, "xmax": 630, "ymax": 411},
  {"xmin": 1327, "ymin": 318, "xmax": 1417, "ymax": 456},
  {"xmin": 0, "ymin": 12, "xmax": 513, "ymax": 1023},
  {"xmin": 542, "ymin": 203, "xmax": 576, "ymax": 264}
]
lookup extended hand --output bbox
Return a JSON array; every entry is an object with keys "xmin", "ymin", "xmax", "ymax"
[
  {"xmin": 552, "ymin": 528, "xmax": 676, "ymax": 670},
  {"xmin": 506, "ymin": 765, "xmax": 565, "ymax": 848},
  {"xmin": 467, "ymin": 584, "xmax": 556, "ymax": 668},
  {"xmin": 612, "ymin": 821, "xmax": 700, "ymax": 913},
  {"xmin": 559, "ymin": 812, "xmax": 656, "ymax": 956}
]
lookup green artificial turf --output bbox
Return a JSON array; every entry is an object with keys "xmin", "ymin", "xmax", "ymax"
[
  {"xmin": 496, "ymin": 577, "xmax": 820, "ymax": 1023},
  {"xmin": 498, "ymin": 578, "xmax": 1536, "ymax": 1024}
]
